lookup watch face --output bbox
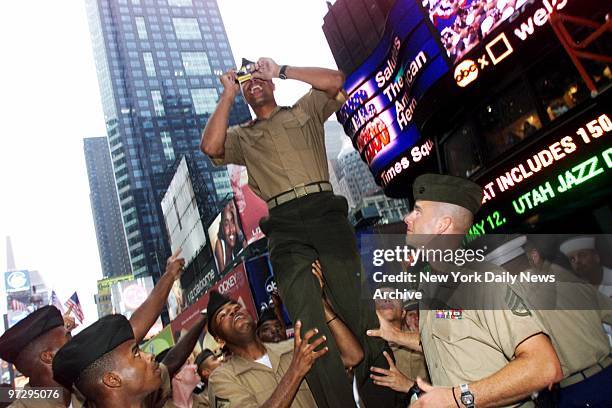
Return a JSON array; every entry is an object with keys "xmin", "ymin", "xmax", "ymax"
[{"xmin": 461, "ymin": 394, "xmax": 474, "ymax": 405}]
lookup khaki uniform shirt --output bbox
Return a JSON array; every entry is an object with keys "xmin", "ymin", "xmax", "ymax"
[
  {"xmin": 390, "ymin": 344, "xmax": 429, "ymax": 382},
  {"xmin": 419, "ymin": 262, "xmax": 547, "ymax": 407},
  {"xmin": 208, "ymin": 340, "xmax": 317, "ymax": 408},
  {"xmin": 520, "ymin": 261, "xmax": 612, "ymax": 377},
  {"xmin": 212, "ymin": 89, "xmax": 343, "ymax": 202}
]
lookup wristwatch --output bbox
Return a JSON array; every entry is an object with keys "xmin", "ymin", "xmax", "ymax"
[
  {"xmin": 278, "ymin": 65, "xmax": 288, "ymax": 80},
  {"xmin": 460, "ymin": 384, "xmax": 475, "ymax": 408}
]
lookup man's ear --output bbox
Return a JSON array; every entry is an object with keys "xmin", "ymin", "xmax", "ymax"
[
  {"xmin": 102, "ymin": 372, "xmax": 122, "ymax": 388},
  {"xmin": 436, "ymin": 216, "xmax": 452, "ymax": 234},
  {"xmin": 40, "ymin": 350, "xmax": 55, "ymax": 365}
]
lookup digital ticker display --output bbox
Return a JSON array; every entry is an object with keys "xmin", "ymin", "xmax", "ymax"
[{"xmin": 338, "ymin": 0, "xmax": 449, "ymax": 192}]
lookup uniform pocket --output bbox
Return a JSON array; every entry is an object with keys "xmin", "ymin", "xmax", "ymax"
[
  {"xmin": 241, "ymin": 128, "xmax": 264, "ymax": 148},
  {"xmin": 282, "ymin": 110, "xmax": 311, "ymax": 150}
]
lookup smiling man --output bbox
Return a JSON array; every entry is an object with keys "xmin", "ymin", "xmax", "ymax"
[
  {"xmin": 205, "ymin": 290, "xmax": 327, "ymax": 408},
  {"xmin": 201, "ymin": 57, "xmax": 402, "ymax": 408}
]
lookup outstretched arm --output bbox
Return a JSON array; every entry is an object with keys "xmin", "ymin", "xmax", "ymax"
[
  {"xmin": 162, "ymin": 313, "xmax": 208, "ymax": 378},
  {"xmin": 312, "ymin": 260, "xmax": 364, "ymax": 368},
  {"xmin": 129, "ymin": 249, "xmax": 185, "ymax": 343},
  {"xmin": 253, "ymin": 58, "xmax": 345, "ymax": 98},
  {"xmin": 200, "ymin": 70, "xmax": 239, "ymax": 158}
]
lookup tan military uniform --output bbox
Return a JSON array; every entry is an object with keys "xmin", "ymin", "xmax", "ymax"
[
  {"xmin": 419, "ymin": 262, "xmax": 548, "ymax": 407},
  {"xmin": 208, "ymin": 340, "xmax": 317, "ymax": 408},
  {"xmin": 519, "ymin": 262, "xmax": 612, "ymax": 378},
  {"xmin": 390, "ymin": 344, "xmax": 429, "ymax": 382},
  {"xmin": 212, "ymin": 89, "xmax": 342, "ymax": 201}
]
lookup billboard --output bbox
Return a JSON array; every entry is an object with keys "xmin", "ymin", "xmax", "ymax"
[
  {"xmin": 110, "ymin": 276, "xmax": 163, "ymax": 338},
  {"xmin": 208, "ymin": 199, "xmax": 247, "ymax": 273},
  {"xmin": 338, "ymin": 0, "xmax": 448, "ymax": 190},
  {"xmin": 4, "ymin": 270, "xmax": 30, "ymax": 293},
  {"xmin": 227, "ymin": 164, "xmax": 268, "ymax": 244},
  {"xmin": 140, "ymin": 325, "xmax": 175, "ymax": 356},
  {"xmin": 97, "ymin": 274, "xmax": 133, "ymax": 295},
  {"xmin": 244, "ymin": 254, "xmax": 291, "ymax": 326},
  {"xmin": 170, "ymin": 263, "xmax": 257, "ymax": 336},
  {"xmin": 161, "ymin": 156, "xmax": 208, "ymax": 265}
]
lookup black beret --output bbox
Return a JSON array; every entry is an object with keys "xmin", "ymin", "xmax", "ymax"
[
  {"xmin": 195, "ymin": 349, "xmax": 215, "ymax": 368},
  {"xmin": 256, "ymin": 308, "xmax": 279, "ymax": 330},
  {"xmin": 0, "ymin": 306, "xmax": 64, "ymax": 363},
  {"xmin": 206, "ymin": 291, "xmax": 232, "ymax": 338},
  {"xmin": 413, "ymin": 173, "xmax": 483, "ymax": 215},
  {"xmin": 52, "ymin": 314, "xmax": 134, "ymax": 389}
]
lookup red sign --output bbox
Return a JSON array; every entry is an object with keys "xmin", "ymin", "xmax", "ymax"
[{"xmin": 170, "ymin": 263, "xmax": 257, "ymax": 333}]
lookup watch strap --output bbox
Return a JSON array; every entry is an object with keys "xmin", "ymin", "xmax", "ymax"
[{"xmin": 279, "ymin": 65, "xmax": 288, "ymax": 80}]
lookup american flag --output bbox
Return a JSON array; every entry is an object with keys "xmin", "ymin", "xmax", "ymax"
[
  {"xmin": 50, "ymin": 290, "xmax": 64, "ymax": 313},
  {"xmin": 64, "ymin": 292, "xmax": 84, "ymax": 323},
  {"xmin": 9, "ymin": 299, "xmax": 28, "ymax": 311}
]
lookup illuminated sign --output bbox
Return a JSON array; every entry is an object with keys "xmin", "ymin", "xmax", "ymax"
[
  {"xmin": 469, "ymin": 109, "xmax": 611, "ymax": 236},
  {"xmin": 449, "ymin": 0, "xmax": 573, "ymax": 87},
  {"xmin": 338, "ymin": 0, "xmax": 448, "ymax": 188},
  {"xmin": 5, "ymin": 270, "xmax": 30, "ymax": 293}
]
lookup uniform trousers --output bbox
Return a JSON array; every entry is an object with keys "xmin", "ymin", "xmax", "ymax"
[{"xmin": 260, "ymin": 192, "xmax": 403, "ymax": 408}]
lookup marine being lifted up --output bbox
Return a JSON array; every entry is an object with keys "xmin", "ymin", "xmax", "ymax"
[{"xmin": 200, "ymin": 58, "xmax": 404, "ymax": 407}]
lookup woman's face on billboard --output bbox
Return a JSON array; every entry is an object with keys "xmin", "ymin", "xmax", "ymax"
[{"xmin": 222, "ymin": 207, "xmax": 237, "ymax": 248}]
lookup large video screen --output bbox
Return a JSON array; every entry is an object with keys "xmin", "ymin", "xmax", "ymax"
[
  {"xmin": 208, "ymin": 199, "xmax": 247, "ymax": 274},
  {"xmin": 338, "ymin": 0, "xmax": 448, "ymax": 188},
  {"xmin": 424, "ymin": 0, "xmax": 523, "ymax": 63}
]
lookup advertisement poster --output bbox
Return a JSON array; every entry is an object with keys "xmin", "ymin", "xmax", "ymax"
[
  {"xmin": 140, "ymin": 324, "xmax": 175, "ymax": 356},
  {"xmin": 244, "ymin": 254, "xmax": 291, "ymax": 326},
  {"xmin": 171, "ymin": 263, "xmax": 256, "ymax": 337},
  {"xmin": 208, "ymin": 199, "xmax": 247, "ymax": 273},
  {"xmin": 227, "ymin": 164, "xmax": 269, "ymax": 243},
  {"xmin": 110, "ymin": 276, "xmax": 163, "ymax": 339}
]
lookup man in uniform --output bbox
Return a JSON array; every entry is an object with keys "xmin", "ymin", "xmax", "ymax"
[
  {"xmin": 487, "ymin": 236, "xmax": 612, "ymax": 407},
  {"xmin": 195, "ymin": 349, "xmax": 222, "ymax": 396},
  {"xmin": 559, "ymin": 236, "xmax": 612, "ymax": 297},
  {"xmin": 52, "ymin": 310, "xmax": 207, "ymax": 408},
  {"xmin": 370, "ymin": 288, "xmax": 429, "ymax": 394},
  {"xmin": 0, "ymin": 251, "xmax": 186, "ymax": 408},
  {"xmin": 367, "ymin": 174, "xmax": 563, "ymax": 407},
  {"xmin": 205, "ymin": 290, "xmax": 325, "ymax": 407},
  {"xmin": 200, "ymin": 58, "xmax": 400, "ymax": 407},
  {"xmin": 256, "ymin": 308, "xmax": 286, "ymax": 343}
]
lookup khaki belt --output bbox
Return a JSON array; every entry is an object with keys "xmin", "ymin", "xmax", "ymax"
[
  {"xmin": 560, "ymin": 355, "xmax": 612, "ymax": 388},
  {"xmin": 267, "ymin": 182, "xmax": 333, "ymax": 210}
]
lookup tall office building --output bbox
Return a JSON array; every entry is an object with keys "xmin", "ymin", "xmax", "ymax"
[
  {"xmin": 334, "ymin": 142, "xmax": 380, "ymax": 209},
  {"xmin": 84, "ymin": 137, "xmax": 132, "ymax": 278},
  {"xmin": 85, "ymin": 0, "xmax": 251, "ymax": 277}
]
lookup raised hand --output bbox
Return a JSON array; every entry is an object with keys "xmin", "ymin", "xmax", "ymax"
[
  {"xmin": 289, "ymin": 321, "xmax": 329, "ymax": 378},
  {"xmin": 253, "ymin": 57, "xmax": 281, "ymax": 81},
  {"xmin": 370, "ymin": 351, "xmax": 413, "ymax": 393},
  {"xmin": 219, "ymin": 69, "xmax": 239, "ymax": 98},
  {"xmin": 165, "ymin": 248, "xmax": 186, "ymax": 280},
  {"xmin": 63, "ymin": 304, "xmax": 78, "ymax": 331}
]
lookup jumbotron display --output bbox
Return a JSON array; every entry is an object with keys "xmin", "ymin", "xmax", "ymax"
[
  {"xmin": 338, "ymin": 0, "xmax": 448, "ymax": 191},
  {"xmin": 338, "ymin": 0, "xmax": 578, "ymax": 194}
]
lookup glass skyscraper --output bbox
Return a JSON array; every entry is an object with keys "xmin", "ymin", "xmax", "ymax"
[{"xmin": 85, "ymin": 0, "xmax": 250, "ymax": 277}]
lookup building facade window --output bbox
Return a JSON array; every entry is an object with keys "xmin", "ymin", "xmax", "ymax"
[
  {"xmin": 168, "ymin": 0, "xmax": 192, "ymax": 6},
  {"xmin": 181, "ymin": 51, "xmax": 211, "ymax": 75},
  {"xmin": 172, "ymin": 17, "xmax": 201, "ymax": 40},
  {"xmin": 151, "ymin": 90, "xmax": 165, "ymax": 116},
  {"xmin": 143, "ymin": 52, "xmax": 156, "ymax": 77},
  {"xmin": 135, "ymin": 17, "xmax": 148, "ymax": 40},
  {"xmin": 190, "ymin": 88, "xmax": 218, "ymax": 115},
  {"xmin": 160, "ymin": 131, "xmax": 175, "ymax": 160}
]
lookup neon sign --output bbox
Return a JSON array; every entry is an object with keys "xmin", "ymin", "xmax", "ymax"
[
  {"xmin": 469, "ymin": 109, "xmax": 611, "ymax": 236},
  {"xmin": 481, "ymin": 113, "xmax": 611, "ymax": 204}
]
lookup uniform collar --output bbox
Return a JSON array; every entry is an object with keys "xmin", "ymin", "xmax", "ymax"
[
  {"xmin": 240, "ymin": 106, "xmax": 288, "ymax": 128},
  {"xmin": 231, "ymin": 343, "xmax": 289, "ymax": 375}
]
